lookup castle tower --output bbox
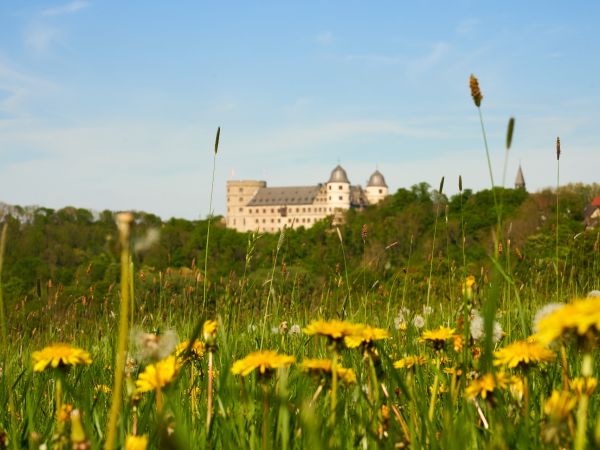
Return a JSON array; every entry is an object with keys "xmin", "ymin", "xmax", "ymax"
[
  {"xmin": 365, "ymin": 169, "xmax": 388, "ymax": 204},
  {"xmin": 514, "ymin": 164, "xmax": 526, "ymax": 190},
  {"xmin": 326, "ymin": 165, "xmax": 351, "ymax": 210},
  {"xmin": 226, "ymin": 180, "xmax": 266, "ymax": 231}
]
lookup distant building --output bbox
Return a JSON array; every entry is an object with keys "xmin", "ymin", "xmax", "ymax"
[
  {"xmin": 225, "ymin": 165, "xmax": 389, "ymax": 233},
  {"xmin": 584, "ymin": 196, "xmax": 600, "ymax": 229},
  {"xmin": 515, "ymin": 164, "xmax": 526, "ymax": 190}
]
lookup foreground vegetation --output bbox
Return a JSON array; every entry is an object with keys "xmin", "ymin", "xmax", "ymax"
[{"xmin": 0, "ymin": 76, "xmax": 599, "ymax": 449}]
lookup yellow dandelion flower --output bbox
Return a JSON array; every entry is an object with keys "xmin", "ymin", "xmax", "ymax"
[
  {"xmin": 344, "ymin": 325, "xmax": 390, "ymax": 348},
  {"xmin": 452, "ymin": 334, "xmax": 464, "ymax": 352},
  {"xmin": 465, "ymin": 275, "xmax": 476, "ymax": 289},
  {"xmin": 534, "ymin": 297, "xmax": 600, "ymax": 346},
  {"xmin": 301, "ymin": 359, "xmax": 357, "ymax": 385},
  {"xmin": 393, "ymin": 355, "xmax": 427, "ymax": 369},
  {"xmin": 303, "ymin": 320, "xmax": 363, "ymax": 341},
  {"xmin": 443, "ymin": 367, "xmax": 463, "ymax": 377},
  {"xmin": 493, "ymin": 339, "xmax": 555, "ymax": 369},
  {"xmin": 32, "ymin": 344, "xmax": 92, "ymax": 372},
  {"xmin": 125, "ymin": 435, "xmax": 148, "ymax": 450},
  {"xmin": 94, "ymin": 384, "xmax": 112, "ymax": 394},
  {"xmin": 465, "ymin": 372, "xmax": 508, "ymax": 400},
  {"xmin": 203, "ymin": 320, "xmax": 218, "ymax": 341},
  {"xmin": 420, "ymin": 327, "xmax": 456, "ymax": 350},
  {"xmin": 231, "ymin": 350, "xmax": 295, "ymax": 377},
  {"xmin": 544, "ymin": 390, "xmax": 576, "ymax": 423},
  {"xmin": 509, "ymin": 376, "xmax": 525, "ymax": 402},
  {"xmin": 135, "ymin": 355, "xmax": 180, "ymax": 393},
  {"xmin": 570, "ymin": 377, "xmax": 597, "ymax": 397},
  {"xmin": 175, "ymin": 339, "xmax": 204, "ymax": 360},
  {"xmin": 58, "ymin": 403, "xmax": 73, "ymax": 423}
]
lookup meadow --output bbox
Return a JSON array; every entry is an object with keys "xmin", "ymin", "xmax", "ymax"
[{"xmin": 0, "ymin": 76, "xmax": 599, "ymax": 450}]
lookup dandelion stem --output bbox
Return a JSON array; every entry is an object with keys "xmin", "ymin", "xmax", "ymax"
[
  {"xmin": 206, "ymin": 350, "xmax": 214, "ymax": 433},
  {"xmin": 104, "ymin": 212, "xmax": 133, "ymax": 450},
  {"xmin": 574, "ymin": 353, "xmax": 592, "ymax": 450}
]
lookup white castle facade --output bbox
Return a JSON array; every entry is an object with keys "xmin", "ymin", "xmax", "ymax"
[{"xmin": 225, "ymin": 165, "xmax": 389, "ymax": 233}]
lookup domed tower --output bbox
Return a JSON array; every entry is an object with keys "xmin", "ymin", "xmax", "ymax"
[
  {"xmin": 326, "ymin": 165, "xmax": 351, "ymax": 210},
  {"xmin": 365, "ymin": 170, "xmax": 388, "ymax": 204}
]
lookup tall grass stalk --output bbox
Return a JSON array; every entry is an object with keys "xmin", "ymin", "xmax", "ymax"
[
  {"xmin": 425, "ymin": 177, "xmax": 444, "ymax": 309},
  {"xmin": 260, "ymin": 226, "xmax": 286, "ymax": 349},
  {"xmin": 203, "ymin": 126, "xmax": 220, "ymax": 312},
  {"xmin": 336, "ymin": 227, "xmax": 352, "ymax": 318},
  {"xmin": 555, "ymin": 137, "xmax": 561, "ymax": 303},
  {"xmin": 0, "ymin": 223, "xmax": 18, "ymax": 450},
  {"xmin": 104, "ymin": 212, "xmax": 133, "ymax": 450}
]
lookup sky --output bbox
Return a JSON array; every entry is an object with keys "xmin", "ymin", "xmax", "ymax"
[{"xmin": 0, "ymin": 1, "xmax": 599, "ymax": 220}]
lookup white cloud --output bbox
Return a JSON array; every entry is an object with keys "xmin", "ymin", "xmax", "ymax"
[
  {"xmin": 23, "ymin": 24, "xmax": 62, "ymax": 53},
  {"xmin": 42, "ymin": 0, "xmax": 91, "ymax": 17},
  {"xmin": 316, "ymin": 31, "xmax": 334, "ymax": 46}
]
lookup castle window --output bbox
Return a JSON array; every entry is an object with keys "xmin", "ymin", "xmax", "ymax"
[
  {"xmin": 262, "ymin": 219, "xmax": 266, "ymax": 223},
  {"xmin": 328, "ymin": 196, "xmax": 331, "ymax": 200},
  {"xmin": 328, "ymin": 185, "xmax": 331, "ymax": 190},
  {"xmin": 227, "ymin": 197, "xmax": 230, "ymax": 202},
  {"xmin": 339, "ymin": 196, "xmax": 342, "ymax": 200},
  {"xmin": 338, "ymin": 185, "xmax": 343, "ymax": 190},
  {"xmin": 302, "ymin": 208, "xmax": 305, "ymax": 212},
  {"xmin": 239, "ymin": 197, "xmax": 243, "ymax": 202},
  {"xmin": 263, "ymin": 209, "xmax": 266, "ymax": 213},
  {"xmin": 239, "ymin": 208, "xmax": 243, "ymax": 212},
  {"xmin": 307, "ymin": 208, "xmax": 311, "ymax": 212},
  {"xmin": 256, "ymin": 219, "xmax": 259, "ymax": 224},
  {"xmin": 296, "ymin": 208, "xmax": 299, "ymax": 212},
  {"xmin": 239, "ymin": 187, "xmax": 243, "ymax": 193},
  {"xmin": 271, "ymin": 219, "xmax": 274, "ymax": 223},
  {"xmin": 379, "ymin": 189, "xmax": 382, "ymax": 194},
  {"xmin": 278, "ymin": 219, "xmax": 281, "ymax": 223},
  {"xmin": 271, "ymin": 208, "xmax": 274, "ymax": 213}
]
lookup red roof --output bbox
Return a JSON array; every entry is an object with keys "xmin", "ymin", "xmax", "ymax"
[{"xmin": 592, "ymin": 196, "xmax": 600, "ymax": 207}]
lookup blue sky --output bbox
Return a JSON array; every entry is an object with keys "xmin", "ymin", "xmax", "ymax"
[{"xmin": 1, "ymin": 1, "xmax": 599, "ymax": 219}]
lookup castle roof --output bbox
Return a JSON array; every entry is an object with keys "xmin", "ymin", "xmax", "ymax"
[
  {"xmin": 367, "ymin": 170, "xmax": 387, "ymax": 188},
  {"xmin": 328, "ymin": 165, "xmax": 350, "ymax": 183},
  {"xmin": 246, "ymin": 186, "xmax": 321, "ymax": 206}
]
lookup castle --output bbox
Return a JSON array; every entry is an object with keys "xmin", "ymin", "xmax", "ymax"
[{"xmin": 225, "ymin": 165, "xmax": 389, "ymax": 233}]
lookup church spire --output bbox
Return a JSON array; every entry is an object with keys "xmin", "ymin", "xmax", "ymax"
[{"xmin": 515, "ymin": 164, "xmax": 526, "ymax": 190}]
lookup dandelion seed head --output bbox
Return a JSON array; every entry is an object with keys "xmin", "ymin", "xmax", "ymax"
[
  {"xmin": 412, "ymin": 315, "xmax": 425, "ymax": 329},
  {"xmin": 533, "ymin": 303, "xmax": 564, "ymax": 333}
]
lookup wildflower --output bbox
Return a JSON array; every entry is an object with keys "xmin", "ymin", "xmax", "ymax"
[
  {"xmin": 132, "ymin": 329, "xmax": 178, "ymax": 362},
  {"xmin": 344, "ymin": 325, "xmax": 390, "ymax": 348},
  {"xmin": 470, "ymin": 312, "xmax": 503, "ymax": 343},
  {"xmin": 301, "ymin": 359, "xmax": 357, "ymax": 385},
  {"xmin": 394, "ymin": 313, "xmax": 407, "ymax": 331},
  {"xmin": 533, "ymin": 303, "xmax": 564, "ymax": 333},
  {"xmin": 175, "ymin": 339, "xmax": 204, "ymax": 361},
  {"xmin": 412, "ymin": 315, "xmax": 425, "ymax": 329},
  {"xmin": 393, "ymin": 355, "xmax": 427, "ymax": 369},
  {"xmin": 247, "ymin": 323, "xmax": 258, "ymax": 333},
  {"xmin": 465, "ymin": 372, "xmax": 508, "ymax": 400},
  {"xmin": 125, "ymin": 435, "xmax": 148, "ymax": 450},
  {"xmin": 509, "ymin": 376, "xmax": 525, "ymax": 402},
  {"xmin": 570, "ymin": 377, "xmax": 598, "ymax": 397},
  {"xmin": 32, "ymin": 344, "xmax": 92, "ymax": 372},
  {"xmin": 544, "ymin": 390, "xmax": 576, "ymax": 423},
  {"xmin": 423, "ymin": 305, "xmax": 433, "ymax": 316},
  {"xmin": 279, "ymin": 321, "xmax": 289, "ymax": 335},
  {"xmin": 203, "ymin": 320, "xmax": 218, "ymax": 342},
  {"xmin": 420, "ymin": 327, "xmax": 456, "ymax": 350},
  {"xmin": 231, "ymin": 350, "xmax": 295, "ymax": 377},
  {"xmin": 289, "ymin": 324, "xmax": 302, "ymax": 336},
  {"xmin": 493, "ymin": 339, "xmax": 555, "ymax": 369},
  {"xmin": 463, "ymin": 275, "xmax": 476, "ymax": 299},
  {"xmin": 94, "ymin": 384, "xmax": 112, "ymax": 394},
  {"xmin": 588, "ymin": 290, "xmax": 600, "ymax": 298},
  {"xmin": 443, "ymin": 367, "xmax": 463, "ymax": 377},
  {"xmin": 452, "ymin": 335, "xmax": 464, "ymax": 352},
  {"xmin": 271, "ymin": 326, "xmax": 280, "ymax": 335},
  {"xmin": 534, "ymin": 297, "xmax": 600, "ymax": 346},
  {"xmin": 303, "ymin": 320, "xmax": 363, "ymax": 341},
  {"xmin": 135, "ymin": 356, "xmax": 180, "ymax": 393},
  {"xmin": 58, "ymin": 403, "xmax": 73, "ymax": 423}
]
